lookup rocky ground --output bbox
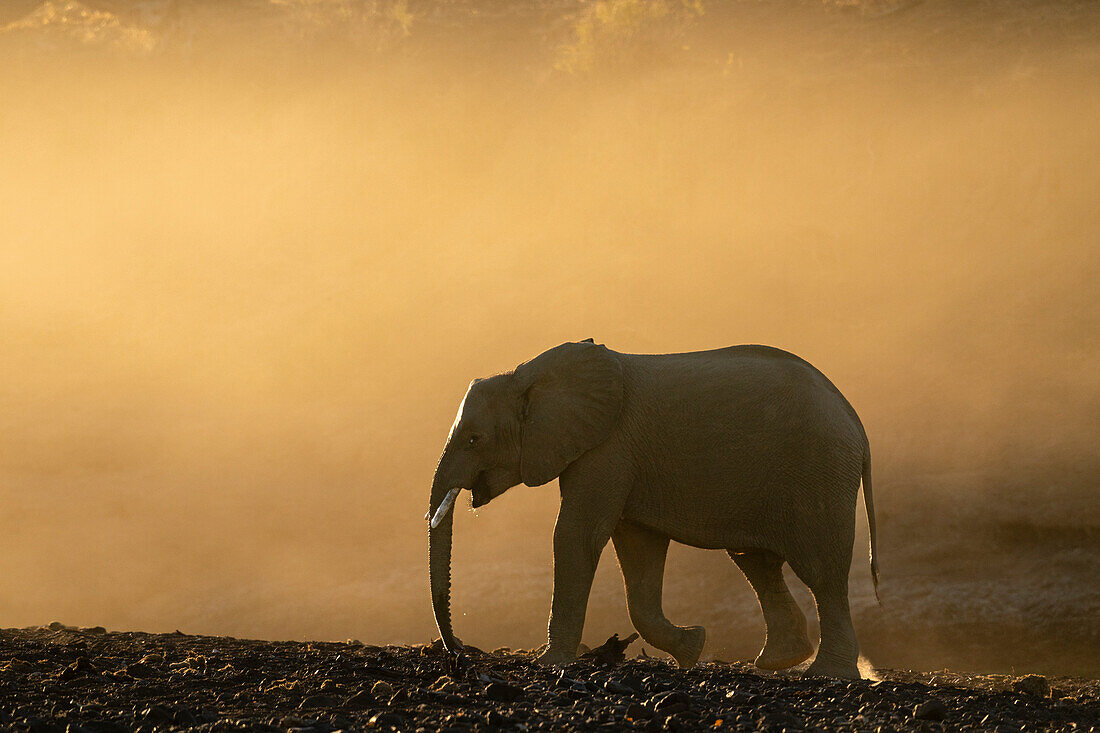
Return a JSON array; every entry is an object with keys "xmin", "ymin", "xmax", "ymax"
[{"xmin": 1, "ymin": 625, "xmax": 1098, "ymax": 732}]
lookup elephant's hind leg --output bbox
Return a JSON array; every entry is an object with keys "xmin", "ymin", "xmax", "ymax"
[
  {"xmin": 802, "ymin": 580, "xmax": 860, "ymax": 679},
  {"xmin": 612, "ymin": 522, "xmax": 706, "ymax": 668},
  {"xmin": 729, "ymin": 550, "xmax": 814, "ymax": 671}
]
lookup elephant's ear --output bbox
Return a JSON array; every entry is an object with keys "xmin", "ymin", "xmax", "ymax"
[{"xmin": 514, "ymin": 341, "xmax": 624, "ymax": 487}]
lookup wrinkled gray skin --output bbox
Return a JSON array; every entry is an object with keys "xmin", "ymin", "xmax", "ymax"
[{"xmin": 428, "ymin": 340, "xmax": 879, "ymax": 678}]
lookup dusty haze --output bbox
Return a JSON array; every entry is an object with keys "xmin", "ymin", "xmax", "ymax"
[{"xmin": 1, "ymin": 0, "xmax": 1097, "ymax": 676}]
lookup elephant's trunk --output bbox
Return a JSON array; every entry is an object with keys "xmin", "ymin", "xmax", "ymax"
[{"xmin": 428, "ymin": 471, "xmax": 462, "ymax": 654}]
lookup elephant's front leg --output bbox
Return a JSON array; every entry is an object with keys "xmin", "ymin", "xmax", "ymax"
[
  {"xmin": 537, "ymin": 500, "xmax": 617, "ymax": 665},
  {"xmin": 613, "ymin": 521, "xmax": 706, "ymax": 668}
]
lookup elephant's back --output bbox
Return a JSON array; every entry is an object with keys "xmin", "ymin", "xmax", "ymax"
[
  {"xmin": 614, "ymin": 346, "xmax": 867, "ymax": 550},
  {"xmin": 621, "ymin": 345, "xmax": 862, "ymax": 429},
  {"xmin": 643, "ymin": 344, "xmax": 845, "ymax": 389}
]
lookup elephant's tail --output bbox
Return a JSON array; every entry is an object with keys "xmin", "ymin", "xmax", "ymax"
[{"xmin": 862, "ymin": 451, "xmax": 881, "ymax": 605}]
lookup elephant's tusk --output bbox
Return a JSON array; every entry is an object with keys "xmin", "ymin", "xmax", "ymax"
[{"xmin": 429, "ymin": 487, "xmax": 462, "ymax": 529}]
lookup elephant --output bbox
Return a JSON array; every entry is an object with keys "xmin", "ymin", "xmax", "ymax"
[{"xmin": 427, "ymin": 339, "xmax": 879, "ymax": 678}]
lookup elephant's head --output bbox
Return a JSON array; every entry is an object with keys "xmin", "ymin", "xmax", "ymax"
[{"xmin": 427, "ymin": 340, "xmax": 624, "ymax": 652}]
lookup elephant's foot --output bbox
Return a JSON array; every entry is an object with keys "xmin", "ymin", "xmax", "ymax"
[
  {"xmin": 803, "ymin": 655, "xmax": 861, "ymax": 679},
  {"xmin": 535, "ymin": 647, "xmax": 574, "ymax": 666},
  {"xmin": 754, "ymin": 635, "xmax": 814, "ymax": 671},
  {"xmin": 671, "ymin": 625, "xmax": 706, "ymax": 669},
  {"xmin": 754, "ymin": 599, "xmax": 813, "ymax": 671}
]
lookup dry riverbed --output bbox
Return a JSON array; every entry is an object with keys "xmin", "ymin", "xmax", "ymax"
[{"xmin": 1, "ymin": 624, "xmax": 1097, "ymax": 732}]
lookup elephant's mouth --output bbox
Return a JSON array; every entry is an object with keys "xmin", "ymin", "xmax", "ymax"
[{"xmin": 470, "ymin": 472, "xmax": 492, "ymax": 508}]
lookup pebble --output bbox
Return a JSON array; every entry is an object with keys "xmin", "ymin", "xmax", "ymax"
[
  {"xmin": 1, "ymin": 627, "xmax": 1095, "ymax": 732},
  {"xmin": 1013, "ymin": 674, "xmax": 1050, "ymax": 697},
  {"xmin": 368, "ymin": 711, "xmax": 405, "ymax": 729},
  {"xmin": 343, "ymin": 686, "xmax": 374, "ymax": 704},
  {"xmin": 320, "ymin": 679, "xmax": 345, "ymax": 693},
  {"xmin": 652, "ymin": 690, "xmax": 692, "ymax": 714},
  {"xmin": 485, "ymin": 681, "xmax": 526, "ymax": 702},
  {"xmin": 298, "ymin": 694, "xmax": 338, "ymax": 709},
  {"xmin": 604, "ymin": 679, "xmax": 633, "ymax": 695},
  {"xmin": 58, "ymin": 657, "xmax": 99, "ymax": 680},
  {"xmin": 914, "ymin": 696, "xmax": 948, "ymax": 721}
]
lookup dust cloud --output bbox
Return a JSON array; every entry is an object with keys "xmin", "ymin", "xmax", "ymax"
[{"xmin": 0, "ymin": 0, "xmax": 1097, "ymax": 676}]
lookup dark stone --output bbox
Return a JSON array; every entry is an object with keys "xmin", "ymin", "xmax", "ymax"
[
  {"xmin": 174, "ymin": 708, "xmax": 198, "ymax": 726},
  {"xmin": 24, "ymin": 718, "xmax": 63, "ymax": 733},
  {"xmin": 368, "ymin": 712, "xmax": 406, "ymax": 729},
  {"xmin": 652, "ymin": 690, "xmax": 692, "ymax": 713},
  {"xmin": 485, "ymin": 681, "xmax": 526, "ymax": 702},
  {"xmin": 122, "ymin": 662, "xmax": 156, "ymax": 678},
  {"xmin": 83, "ymin": 721, "xmax": 128, "ymax": 733},
  {"xmin": 137, "ymin": 705, "xmax": 174, "ymax": 724},
  {"xmin": 604, "ymin": 679, "xmax": 633, "ymax": 695},
  {"xmin": 344, "ymin": 690, "xmax": 373, "ymax": 708},
  {"xmin": 58, "ymin": 658, "xmax": 99, "ymax": 681},
  {"xmin": 661, "ymin": 713, "xmax": 688, "ymax": 732},
  {"xmin": 298, "ymin": 694, "xmax": 338, "ymax": 709},
  {"xmin": 1013, "ymin": 676, "xmax": 1050, "ymax": 698},
  {"xmin": 914, "ymin": 697, "xmax": 948, "ymax": 721},
  {"xmin": 760, "ymin": 710, "xmax": 807, "ymax": 731},
  {"xmin": 484, "ymin": 709, "xmax": 514, "ymax": 726}
]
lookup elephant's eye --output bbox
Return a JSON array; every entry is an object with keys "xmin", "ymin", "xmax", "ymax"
[{"xmin": 467, "ymin": 434, "xmax": 481, "ymax": 447}]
